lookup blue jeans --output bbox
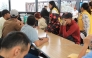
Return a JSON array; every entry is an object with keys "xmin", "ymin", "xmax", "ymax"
[{"xmin": 24, "ymin": 53, "xmax": 39, "ymax": 58}]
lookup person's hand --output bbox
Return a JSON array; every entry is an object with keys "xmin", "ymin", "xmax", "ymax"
[
  {"xmin": 36, "ymin": 26, "xmax": 39, "ymax": 29},
  {"xmin": 83, "ymin": 35, "xmax": 92, "ymax": 45},
  {"xmin": 62, "ymin": 20, "xmax": 67, "ymax": 26},
  {"xmin": 42, "ymin": 37, "xmax": 49, "ymax": 42}
]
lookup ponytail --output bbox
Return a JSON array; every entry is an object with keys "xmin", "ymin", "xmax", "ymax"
[
  {"xmin": 89, "ymin": 1, "xmax": 92, "ymax": 9},
  {"xmin": 86, "ymin": 8, "xmax": 91, "ymax": 15}
]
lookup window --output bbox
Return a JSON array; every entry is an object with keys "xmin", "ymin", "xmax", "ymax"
[
  {"xmin": 0, "ymin": 0, "xmax": 9, "ymax": 11},
  {"xmin": 61, "ymin": 0, "xmax": 77, "ymax": 12},
  {"xmin": 38, "ymin": 0, "xmax": 58, "ymax": 12},
  {"xmin": 11, "ymin": 0, "xmax": 35, "ymax": 12}
]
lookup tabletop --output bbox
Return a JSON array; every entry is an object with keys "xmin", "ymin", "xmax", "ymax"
[{"xmin": 37, "ymin": 29, "xmax": 82, "ymax": 58}]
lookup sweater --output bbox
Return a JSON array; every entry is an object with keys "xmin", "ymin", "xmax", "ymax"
[{"xmin": 59, "ymin": 20, "xmax": 80, "ymax": 44}]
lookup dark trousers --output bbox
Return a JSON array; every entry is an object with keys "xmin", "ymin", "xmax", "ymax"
[
  {"xmin": 24, "ymin": 53, "xmax": 39, "ymax": 58},
  {"xmin": 60, "ymin": 34, "xmax": 75, "ymax": 43},
  {"xmin": 66, "ymin": 36, "xmax": 75, "ymax": 43}
]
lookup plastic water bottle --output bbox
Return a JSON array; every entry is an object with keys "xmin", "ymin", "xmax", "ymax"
[
  {"xmin": 89, "ymin": 40, "xmax": 92, "ymax": 50},
  {"xmin": 23, "ymin": 13, "xmax": 28, "ymax": 24}
]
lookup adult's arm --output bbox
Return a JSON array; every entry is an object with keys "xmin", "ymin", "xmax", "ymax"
[
  {"xmin": 34, "ymin": 37, "xmax": 49, "ymax": 47},
  {"xmin": 78, "ymin": 35, "xmax": 92, "ymax": 58},
  {"xmin": 62, "ymin": 24, "xmax": 77, "ymax": 38}
]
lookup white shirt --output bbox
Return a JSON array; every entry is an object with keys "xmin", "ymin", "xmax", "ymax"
[
  {"xmin": 0, "ymin": 17, "xmax": 6, "ymax": 38},
  {"xmin": 72, "ymin": 10, "xmax": 78, "ymax": 19},
  {"xmin": 38, "ymin": 17, "xmax": 47, "ymax": 29}
]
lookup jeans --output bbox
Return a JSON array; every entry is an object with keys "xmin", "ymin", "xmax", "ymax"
[{"xmin": 24, "ymin": 53, "xmax": 39, "ymax": 58}]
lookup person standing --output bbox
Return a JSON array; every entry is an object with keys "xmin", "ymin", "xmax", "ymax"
[
  {"xmin": 78, "ymin": 3, "xmax": 92, "ymax": 38},
  {"xmin": 40, "ymin": 6, "xmax": 49, "ymax": 17},
  {"xmin": 46, "ymin": 1, "xmax": 60, "ymax": 35},
  {"xmin": 72, "ymin": 7, "xmax": 78, "ymax": 22}
]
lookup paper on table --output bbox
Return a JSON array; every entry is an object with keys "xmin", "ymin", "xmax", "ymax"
[
  {"xmin": 68, "ymin": 53, "xmax": 78, "ymax": 58},
  {"xmin": 68, "ymin": 49, "xmax": 91, "ymax": 58},
  {"xmin": 86, "ymin": 49, "xmax": 91, "ymax": 53}
]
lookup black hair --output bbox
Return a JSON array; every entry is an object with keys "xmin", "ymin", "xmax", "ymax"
[
  {"xmin": 89, "ymin": 1, "xmax": 92, "ymax": 9},
  {"xmin": 1, "ymin": 31, "xmax": 30, "ymax": 51},
  {"xmin": 11, "ymin": 16, "xmax": 18, "ymax": 18},
  {"xmin": 44, "ymin": 6, "xmax": 47, "ymax": 8},
  {"xmin": 81, "ymin": 3, "xmax": 91, "ymax": 14},
  {"xmin": 49, "ymin": 1, "xmax": 60, "ymax": 13},
  {"xmin": 18, "ymin": 15, "xmax": 22, "ymax": 21},
  {"xmin": 27, "ymin": 15, "xmax": 36, "ymax": 26},
  {"xmin": 63, "ymin": 13, "xmax": 73, "ymax": 19},
  {"xmin": 1, "ymin": 9, "xmax": 10, "ymax": 17}
]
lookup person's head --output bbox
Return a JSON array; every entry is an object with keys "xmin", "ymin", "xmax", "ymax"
[
  {"xmin": 49, "ymin": 1, "xmax": 59, "ymax": 13},
  {"xmin": 89, "ymin": 1, "xmax": 92, "ymax": 9},
  {"xmin": 34, "ymin": 12, "xmax": 41, "ymax": 20},
  {"xmin": 44, "ymin": 6, "xmax": 47, "ymax": 9},
  {"xmin": 27, "ymin": 15, "xmax": 36, "ymax": 26},
  {"xmin": 10, "ymin": 9, "xmax": 19, "ymax": 18},
  {"xmin": 0, "ymin": 31, "xmax": 30, "ymax": 58},
  {"xmin": 1, "ymin": 9, "xmax": 10, "ymax": 20},
  {"xmin": 74, "ymin": 6, "xmax": 77, "ymax": 10},
  {"xmin": 49, "ymin": 1, "xmax": 56, "ymax": 9},
  {"xmin": 63, "ymin": 13, "xmax": 73, "ymax": 25},
  {"xmin": 81, "ymin": 3, "xmax": 91, "ymax": 14}
]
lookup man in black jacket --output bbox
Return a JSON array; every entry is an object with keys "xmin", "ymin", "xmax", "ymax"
[{"xmin": 41, "ymin": 6, "xmax": 49, "ymax": 17}]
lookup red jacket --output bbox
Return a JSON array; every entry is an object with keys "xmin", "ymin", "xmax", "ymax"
[{"xmin": 59, "ymin": 20, "xmax": 80, "ymax": 44}]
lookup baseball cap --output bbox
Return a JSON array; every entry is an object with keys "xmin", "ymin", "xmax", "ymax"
[
  {"xmin": 63, "ymin": 13, "xmax": 73, "ymax": 19},
  {"xmin": 10, "ymin": 9, "xmax": 18, "ymax": 18}
]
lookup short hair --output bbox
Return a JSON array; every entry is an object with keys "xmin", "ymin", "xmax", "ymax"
[
  {"xmin": 1, "ymin": 9, "xmax": 10, "ymax": 17},
  {"xmin": 34, "ymin": 12, "xmax": 41, "ymax": 19},
  {"xmin": 44, "ymin": 6, "xmax": 47, "ymax": 8},
  {"xmin": 27, "ymin": 15, "xmax": 36, "ymax": 26},
  {"xmin": 1, "ymin": 31, "xmax": 30, "ymax": 52},
  {"xmin": 63, "ymin": 13, "xmax": 73, "ymax": 19}
]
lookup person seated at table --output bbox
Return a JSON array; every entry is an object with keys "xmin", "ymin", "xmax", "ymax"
[
  {"xmin": 59, "ymin": 13, "xmax": 80, "ymax": 44},
  {"xmin": 78, "ymin": 35, "xmax": 92, "ymax": 58},
  {"xmin": 0, "ymin": 9, "xmax": 10, "ymax": 38},
  {"xmin": 34, "ymin": 12, "xmax": 47, "ymax": 30},
  {"xmin": 2, "ymin": 9, "xmax": 24, "ymax": 38},
  {"xmin": 0, "ymin": 31, "xmax": 31, "ymax": 58},
  {"xmin": 21, "ymin": 15, "xmax": 49, "ymax": 47}
]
